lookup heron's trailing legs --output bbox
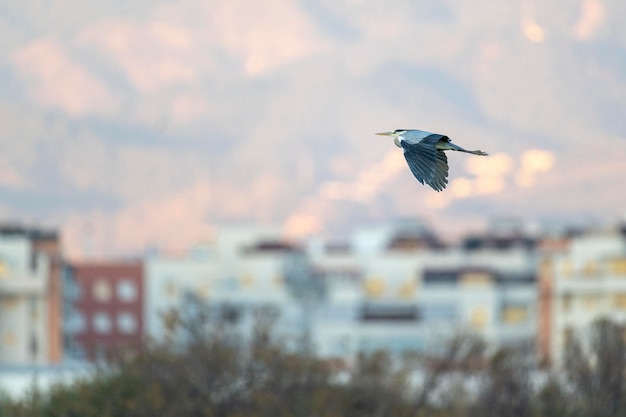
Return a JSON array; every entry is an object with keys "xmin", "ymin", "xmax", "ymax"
[{"xmin": 439, "ymin": 141, "xmax": 489, "ymax": 156}]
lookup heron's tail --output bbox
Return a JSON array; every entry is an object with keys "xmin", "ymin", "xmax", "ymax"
[{"xmin": 448, "ymin": 142, "xmax": 489, "ymax": 156}]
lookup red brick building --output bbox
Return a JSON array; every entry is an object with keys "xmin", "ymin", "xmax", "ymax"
[{"xmin": 66, "ymin": 261, "xmax": 143, "ymax": 359}]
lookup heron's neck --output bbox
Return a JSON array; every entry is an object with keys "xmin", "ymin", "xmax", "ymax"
[{"xmin": 394, "ymin": 137, "xmax": 402, "ymax": 148}]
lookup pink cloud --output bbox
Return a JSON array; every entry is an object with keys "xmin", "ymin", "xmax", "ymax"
[
  {"xmin": 76, "ymin": 0, "xmax": 327, "ymax": 93},
  {"xmin": 573, "ymin": 0, "xmax": 606, "ymax": 40},
  {"xmin": 62, "ymin": 182, "xmax": 214, "ymax": 259},
  {"xmin": 200, "ymin": 1, "xmax": 327, "ymax": 74},
  {"xmin": 0, "ymin": 166, "xmax": 27, "ymax": 189},
  {"xmin": 12, "ymin": 39, "xmax": 119, "ymax": 117},
  {"xmin": 170, "ymin": 93, "xmax": 211, "ymax": 125},
  {"xmin": 61, "ymin": 174, "xmax": 292, "ymax": 258},
  {"xmin": 283, "ymin": 150, "xmax": 406, "ymax": 238},
  {"xmin": 78, "ymin": 20, "xmax": 199, "ymax": 93}
]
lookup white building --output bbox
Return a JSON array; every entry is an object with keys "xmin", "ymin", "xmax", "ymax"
[
  {"xmin": 538, "ymin": 230, "xmax": 626, "ymax": 366},
  {"xmin": 142, "ymin": 220, "xmax": 537, "ymax": 359},
  {"xmin": 0, "ymin": 226, "xmax": 62, "ymax": 365},
  {"xmin": 308, "ymin": 221, "xmax": 538, "ymax": 358},
  {"xmin": 144, "ymin": 225, "xmax": 307, "ymax": 341},
  {"xmin": 144, "ymin": 253, "xmax": 222, "ymax": 339}
]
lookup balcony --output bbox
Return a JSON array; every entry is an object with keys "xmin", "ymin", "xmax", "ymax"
[{"xmin": 0, "ymin": 274, "xmax": 45, "ymax": 295}]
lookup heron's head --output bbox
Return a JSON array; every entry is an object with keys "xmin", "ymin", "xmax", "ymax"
[{"xmin": 376, "ymin": 129, "xmax": 407, "ymax": 147}]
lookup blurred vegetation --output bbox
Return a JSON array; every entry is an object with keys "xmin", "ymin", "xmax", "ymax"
[{"xmin": 2, "ymin": 312, "xmax": 626, "ymax": 417}]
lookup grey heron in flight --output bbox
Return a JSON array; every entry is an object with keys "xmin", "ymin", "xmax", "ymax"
[{"xmin": 377, "ymin": 129, "xmax": 489, "ymax": 192}]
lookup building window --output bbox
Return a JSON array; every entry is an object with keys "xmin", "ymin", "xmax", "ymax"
[
  {"xmin": 460, "ymin": 272, "xmax": 492, "ymax": 287},
  {"xmin": 29, "ymin": 299, "xmax": 39, "ymax": 321},
  {"xmin": 397, "ymin": 280, "xmax": 416, "ymax": 298},
  {"xmin": 361, "ymin": 304, "xmax": 418, "ymax": 321},
  {"xmin": 239, "ymin": 273, "xmax": 254, "ymax": 288},
  {"xmin": 273, "ymin": 274, "xmax": 283, "ymax": 287},
  {"xmin": 165, "ymin": 282, "xmax": 178, "ymax": 299},
  {"xmin": 93, "ymin": 279, "xmax": 112, "ymax": 303},
  {"xmin": 364, "ymin": 277, "xmax": 385, "ymax": 298},
  {"xmin": 422, "ymin": 303, "xmax": 457, "ymax": 321},
  {"xmin": 70, "ymin": 281, "xmax": 82, "ymax": 300},
  {"xmin": 68, "ymin": 313, "xmax": 86, "ymax": 333},
  {"xmin": 562, "ymin": 293, "xmax": 572, "ymax": 312},
  {"xmin": 93, "ymin": 312, "xmax": 112, "ymax": 334},
  {"xmin": 0, "ymin": 260, "xmax": 8, "ymax": 277},
  {"xmin": 117, "ymin": 313, "xmax": 138, "ymax": 334},
  {"xmin": 583, "ymin": 261, "xmax": 599, "ymax": 277},
  {"xmin": 613, "ymin": 294, "xmax": 626, "ymax": 310},
  {"xmin": 2, "ymin": 331, "xmax": 17, "ymax": 347},
  {"xmin": 502, "ymin": 306, "xmax": 529, "ymax": 324},
  {"xmin": 561, "ymin": 259, "xmax": 573, "ymax": 278},
  {"xmin": 469, "ymin": 306, "xmax": 488, "ymax": 329},
  {"xmin": 1, "ymin": 297, "xmax": 18, "ymax": 310},
  {"xmin": 583, "ymin": 294, "xmax": 603, "ymax": 311},
  {"xmin": 612, "ymin": 259, "xmax": 626, "ymax": 276},
  {"xmin": 195, "ymin": 284, "xmax": 210, "ymax": 300},
  {"xmin": 563, "ymin": 326, "xmax": 574, "ymax": 349},
  {"xmin": 117, "ymin": 280, "xmax": 138, "ymax": 302}
]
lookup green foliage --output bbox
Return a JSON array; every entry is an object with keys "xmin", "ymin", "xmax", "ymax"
[
  {"xmin": 563, "ymin": 318, "xmax": 626, "ymax": 417},
  {"xmin": 4, "ymin": 314, "xmax": 626, "ymax": 417},
  {"xmin": 471, "ymin": 345, "xmax": 533, "ymax": 417}
]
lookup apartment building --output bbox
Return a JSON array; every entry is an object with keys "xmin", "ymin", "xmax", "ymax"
[
  {"xmin": 0, "ymin": 224, "xmax": 62, "ymax": 365},
  {"xmin": 538, "ymin": 230, "xmax": 626, "ymax": 366},
  {"xmin": 144, "ymin": 225, "xmax": 307, "ymax": 341},
  {"xmin": 144, "ymin": 248, "xmax": 221, "ymax": 339},
  {"xmin": 65, "ymin": 261, "xmax": 144, "ymax": 359},
  {"xmin": 309, "ymin": 218, "xmax": 537, "ymax": 358}
]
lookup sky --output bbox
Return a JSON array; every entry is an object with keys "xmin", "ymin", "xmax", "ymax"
[{"xmin": 0, "ymin": 0, "xmax": 625, "ymax": 258}]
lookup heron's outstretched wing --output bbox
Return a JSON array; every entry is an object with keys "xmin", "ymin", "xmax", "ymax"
[
  {"xmin": 401, "ymin": 136, "xmax": 449, "ymax": 192},
  {"xmin": 431, "ymin": 150, "xmax": 449, "ymax": 191}
]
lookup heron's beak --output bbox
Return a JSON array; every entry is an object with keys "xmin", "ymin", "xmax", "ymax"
[{"xmin": 376, "ymin": 131, "xmax": 394, "ymax": 136}]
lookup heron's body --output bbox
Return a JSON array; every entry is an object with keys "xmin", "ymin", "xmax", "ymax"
[{"xmin": 377, "ymin": 129, "xmax": 488, "ymax": 192}]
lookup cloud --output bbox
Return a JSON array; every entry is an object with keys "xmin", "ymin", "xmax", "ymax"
[
  {"xmin": 459, "ymin": 152, "xmax": 514, "ymax": 196},
  {"xmin": 49, "ymin": 135, "xmax": 195, "ymax": 202},
  {"xmin": 426, "ymin": 192, "xmax": 452, "ymax": 209},
  {"xmin": 0, "ymin": 166, "xmax": 27, "ymax": 189},
  {"xmin": 62, "ymin": 181, "xmax": 214, "ymax": 258},
  {"xmin": 11, "ymin": 39, "xmax": 119, "ymax": 117},
  {"xmin": 466, "ymin": 152, "xmax": 514, "ymax": 178},
  {"xmin": 316, "ymin": 150, "xmax": 406, "ymax": 204},
  {"xmin": 283, "ymin": 149, "xmax": 406, "ymax": 238},
  {"xmin": 284, "ymin": 145, "xmax": 560, "ymax": 238},
  {"xmin": 521, "ymin": 149, "xmax": 554, "ymax": 172},
  {"xmin": 189, "ymin": 1, "xmax": 328, "ymax": 74},
  {"xmin": 77, "ymin": 20, "xmax": 200, "ymax": 93},
  {"xmin": 421, "ymin": 148, "xmax": 555, "ymax": 206},
  {"xmin": 76, "ymin": 0, "xmax": 328, "ymax": 93},
  {"xmin": 573, "ymin": 0, "xmax": 606, "ymax": 40},
  {"xmin": 169, "ymin": 93, "xmax": 212, "ymax": 125},
  {"xmin": 474, "ymin": 175, "xmax": 506, "ymax": 195},
  {"xmin": 449, "ymin": 177, "xmax": 473, "ymax": 199},
  {"xmin": 520, "ymin": 0, "xmax": 546, "ymax": 43},
  {"xmin": 1, "ymin": 0, "xmax": 626, "ymax": 256},
  {"xmin": 515, "ymin": 149, "xmax": 555, "ymax": 187},
  {"xmin": 61, "ymin": 171, "xmax": 301, "ymax": 257},
  {"xmin": 283, "ymin": 213, "xmax": 323, "ymax": 238}
]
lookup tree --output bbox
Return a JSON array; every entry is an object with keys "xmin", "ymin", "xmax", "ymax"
[
  {"xmin": 564, "ymin": 318, "xmax": 626, "ymax": 417},
  {"xmin": 410, "ymin": 332, "xmax": 485, "ymax": 414},
  {"xmin": 471, "ymin": 343, "xmax": 534, "ymax": 417},
  {"xmin": 12, "ymin": 312, "xmax": 626, "ymax": 417}
]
